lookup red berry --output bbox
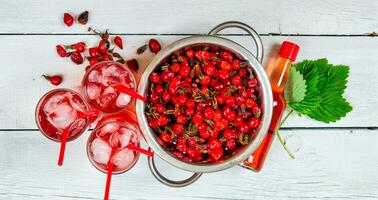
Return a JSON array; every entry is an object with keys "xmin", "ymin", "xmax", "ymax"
[
  {"xmin": 185, "ymin": 99, "xmax": 195, "ymax": 108},
  {"xmin": 234, "ymin": 116, "xmax": 243, "ymax": 127},
  {"xmin": 186, "ymin": 147, "xmax": 197, "ymax": 157},
  {"xmin": 63, "ymin": 13, "xmax": 74, "ymax": 27},
  {"xmin": 207, "ymin": 139, "xmax": 222, "ymax": 150},
  {"xmin": 203, "ymin": 107, "xmax": 214, "ymax": 119},
  {"xmin": 160, "ymin": 131, "xmax": 172, "ymax": 143},
  {"xmin": 154, "ymin": 84, "xmax": 164, "ymax": 95},
  {"xmin": 126, "ymin": 58, "xmax": 139, "ymax": 71},
  {"xmin": 231, "ymin": 60, "xmax": 240, "ymax": 70},
  {"xmin": 113, "ymin": 36, "xmax": 123, "ymax": 49},
  {"xmin": 172, "ymin": 124, "xmax": 184, "ymax": 135},
  {"xmin": 156, "ymin": 114, "xmax": 169, "ymax": 126},
  {"xmin": 192, "ymin": 112, "xmax": 203, "ymax": 125},
  {"xmin": 185, "ymin": 107, "xmax": 195, "ymax": 116},
  {"xmin": 43, "ymin": 75, "xmax": 62, "ymax": 86},
  {"xmin": 179, "ymin": 65, "xmax": 190, "ymax": 77},
  {"xmin": 194, "ymin": 50, "xmax": 210, "ymax": 61},
  {"xmin": 218, "ymin": 69, "xmax": 230, "ymax": 80},
  {"xmin": 223, "ymin": 105, "xmax": 236, "ymax": 121},
  {"xmin": 223, "ymin": 129, "xmax": 235, "ymax": 140},
  {"xmin": 101, "ymin": 52, "xmax": 110, "ymax": 61},
  {"xmin": 200, "ymin": 76, "xmax": 211, "ymax": 86},
  {"xmin": 245, "ymin": 98, "xmax": 256, "ymax": 108},
  {"xmin": 150, "ymin": 73, "xmax": 161, "ymax": 83},
  {"xmin": 170, "ymin": 63, "xmax": 181, "ymax": 73},
  {"xmin": 231, "ymin": 75, "xmax": 242, "ymax": 86},
  {"xmin": 186, "ymin": 49, "xmax": 194, "ymax": 58},
  {"xmin": 149, "ymin": 93, "xmax": 159, "ymax": 103},
  {"xmin": 176, "ymin": 143, "xmax": 187, "ymax": 153},
  {"xmin": 74, "ymin": 42, "xmax": 86, "ymax": 53},
  {"xmin": 208, "ymin": 148, "xmax": 223, "ymax": 160},
  {"xmin": 56, "ymin": 45, "xmax": 68, "ymax": 57},
  {"xmin": 248, "ymin": 117, "xmax": 260, "ymax": 128},
  {"xmin": 226, "ymin": 139, "xmax": 236, "ymax": 149},
  {"xmin": 162, "ymin": 91, "xmax": 171, "ymax": 103},
  {"xmin": 203, "ymin": 64, "xmax": 216, "ymax": 76},
  {"xmin": 200, "ymin": 130, "xmax": 210, "ymax": 140},
  {"xmin": 98, "ymin": 40, "xmax": 109, "ymax": 53},
  {"xmin": 77, "ymin": 11, "xmax": 89, "ymax": 25},
  {"xmin": 220, "ymin": 60, "xmax": 231, "ymax": 71},
  {"xmin": 89, "ymin": 48, "xmax": 100, "ymax": 57},
  {"xmin": 149, "ymin": 39, "xmax": 161, "ymax": 54},
  {"xmin": 89, "ymin": 57, "xmax": 98, "ymax": 65},
  {"xmin": 239, "ymin": 123, "xmax": 250, "ymax": 133},
  {"xmin": 70, "ymin": 52, "xmax": 83, "ymax": 64},
  {"xmin": 161, "ymin": 70, "xmax": 174, "ymax": 82},
  {"xmin": 176, "ymin": 115, "xmax": 187, "ymax": 124},
  {"xmin": 247, "ymin": 78, "xmax": 258, "ymax": 88},
  {"xmin": 221, "ymin": 51, "xmax": 233, "ymax": 62}
]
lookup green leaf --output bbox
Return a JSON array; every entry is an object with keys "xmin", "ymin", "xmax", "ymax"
[
  {"xmin": 287, "ymin": 58, "xmax": 352, "ymax": 123},
  {"xmin": 306, "ymin": 95, "xmax": 353, "ymax": 123},
  {"xmin": 285, "ymin": 66, "xmax": 307, "ymax": 103}
]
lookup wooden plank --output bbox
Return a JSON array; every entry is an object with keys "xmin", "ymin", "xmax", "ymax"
[
  {"xmin": 0, "ymin": 129, "xmax": 377, "ymax": 199},
  {"xmin": 0, "ymin": 35, "xmax": 376, "ymax": 129},
  {"xmin": 0, "ymin": 0, "xmax": 377, "ymax": 35}
]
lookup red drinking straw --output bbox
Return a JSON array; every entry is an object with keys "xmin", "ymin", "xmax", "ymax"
[
  {"xmin": 114, "ymin": 84, "xmax": 147, "ymax": 102},
  {"xmin": 104, "ymin": 148, "xmax": 116, "ymax": 200},
  {"xmin": 57, "ymin": 128, "xmax": 69, "ymax": 166},
  {"xmin": 126, "ymin": 144, "xmax": 154, "ymax": 157}
]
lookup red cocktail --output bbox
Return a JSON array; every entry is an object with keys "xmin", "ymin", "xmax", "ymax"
[
  {"xmin": 82, "ymin": 61, "xmax": 137, "ymax": 113},
  {"xmin": 35, "ymin": 88, "xmax": 93, "ymax": 165},
  {"xmin": 87, "ymin": 110, "xmax": 153, "ymax": 200}
]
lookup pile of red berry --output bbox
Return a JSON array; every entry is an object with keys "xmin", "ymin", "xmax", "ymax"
[{"xmin": 146, "ymin": 46, "xmax": 262, "ymax": 163}]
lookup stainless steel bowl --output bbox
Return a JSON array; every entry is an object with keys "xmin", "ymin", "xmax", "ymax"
[{"xmin": 136, "ymin": 21, "xmax": 273, "ymax": 187}]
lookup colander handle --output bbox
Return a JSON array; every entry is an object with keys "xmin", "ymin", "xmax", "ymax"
[
  {"xmin": 208, "ymin": 21, "xmax": 264, "ymax": 63},
  {"xmin": 148, "ymin": 155, "xmax": 203, "ymax": 187}
]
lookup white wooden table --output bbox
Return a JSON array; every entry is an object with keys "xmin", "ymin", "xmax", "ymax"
[{"xmin": 1, "ymin": 1, "xmax": 378, "ymax": 199}]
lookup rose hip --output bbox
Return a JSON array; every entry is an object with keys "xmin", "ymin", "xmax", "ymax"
[
  {"xmin": 149, "ymin": 39, "xmax": 161, "ymax": 54},
  {"xmin": 63, "ymin": 13, "xmax": 74, "ymax": 27},
  {"xmin": 113, "ymin": 36, "xmax": 123, "ymax": 49},
  {"xmin": 43, "ymin": 74, "xmax": 62, "ymax": 86}
]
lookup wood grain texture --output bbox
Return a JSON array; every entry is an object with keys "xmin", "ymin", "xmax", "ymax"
[
  {"xmin": 0, "ymin": 129, "xmax": 377, "ymax": 200},
  {"xmin": 0, "ymin": 0, "xmax": 377, "ymax": 35},
  {"xmin": 0, "ymin": 35, "xmax": 376, "ymax": 129}
]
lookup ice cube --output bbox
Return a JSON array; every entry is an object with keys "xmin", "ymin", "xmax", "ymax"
[
  {"xmin": 46, "ymin": 102, "xmax": 77, "ymax": 129},
  {"xmin": 86, "ymin": 83, "xmax": 101, "ymax": 100},
  {"xmin": 43, "ymin": 93, "xmax": 65, "ymax": 113},
  {"xmin": 118, "ymin": 127, "xmax": 133, "ymax": 147},
  {"xmin": 97, "ymin": 123, "xmax": 119, "ymax": 137},
  {"xmin": 97, "ymin": 86, "xmax": 117, "ymax": 108},
  {"xmin": 116, "ymin": 93, "xmax": 131, "ymax": 107},
  {"xmin": 102, "ymin": 65, "xmax": 125, "ymax": 86},
  {"xmin": 68, "ymin": 94, "xmax": 86, "ymax": 113},
  {"xmin": 88, "ymin": 70, "xmax": 102, "ymax": 83},
  {"xmin": 91, "ymin": 138, "xmax": 112, "ymax": 165},
  {"xmin": 109, "ymin": 132, "xmax": 121, "ymax": 147},
  {"xmin": 112, "ymin": 148, "xmax": 134, "ymax": 170}
]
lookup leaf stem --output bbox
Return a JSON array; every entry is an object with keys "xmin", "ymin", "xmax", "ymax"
[{"xmin": 276, "ymin": 109, "xmax": 295, "ymax": 159}]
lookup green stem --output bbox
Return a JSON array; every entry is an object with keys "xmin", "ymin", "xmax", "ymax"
[{"xmin": 276, "ymin": 109, "xmax": 295, "ymax": 159}]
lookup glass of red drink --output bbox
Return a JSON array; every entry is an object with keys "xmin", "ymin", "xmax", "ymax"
[
  {"xmin": 35, "ymin": 88, "xmax": 91, "ymax": 142},
  {"xmin": 35, "ymin": 88, "xmax": 96, "ymax": 166},
  {"xmin": 82, "ymin": 61, "xmax": 137, "ymax": 113},
  {"xmin": 86, "ymin": 110, "xmax": 141, "ymax": 174}
]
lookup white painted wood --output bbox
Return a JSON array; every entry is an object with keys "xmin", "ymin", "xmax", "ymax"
[
  {"xmin": 0, "ymin": 129, "xmax": 377, "ymax": 200},
  {"xmin": 0, "ymin": 0, "xmax": 377, "ymax": 35},
  {"xmin": 0, "ymin": 35, "xmax": 376, "ymax": 129}
]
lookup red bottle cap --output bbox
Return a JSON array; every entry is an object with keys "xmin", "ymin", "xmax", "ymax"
[{"xmin": 278, "ymin": 41, "xmax": 300, "ymax": 61}]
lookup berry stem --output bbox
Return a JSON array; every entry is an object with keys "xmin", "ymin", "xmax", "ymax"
[
  {"xmin": 57, "ymin": 128, "xmax": 69, "ymax": 166},
  {"xmin": 276, "ymin": 109, "xmax": 295, "ymax": 159}
]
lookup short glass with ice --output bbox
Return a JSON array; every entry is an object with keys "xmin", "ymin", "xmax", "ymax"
[
  {"xmin": 82, "ymin": 61, "xmax": 137, "ymax": 113},
  {"xmin": 35, "ymin": 88, "xmax": 90, "ymax": 142},
  {"xmin": 86, "ymin": 110, "xmax": 141, "ymax": 174}
]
